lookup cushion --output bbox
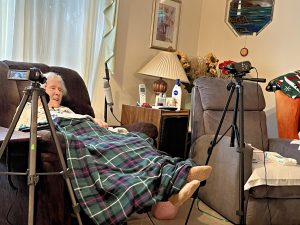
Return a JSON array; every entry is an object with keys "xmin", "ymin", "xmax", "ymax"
[
  {"xmin": 194, "ymin": 77, "xmax": 266, "ymax": 111},
  {"xmin": 245, "ymin": 162, "xmax": 300, "ymax": 190}
]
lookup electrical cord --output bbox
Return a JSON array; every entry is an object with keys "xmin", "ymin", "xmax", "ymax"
[
  {"xmin": 196, "ymin": 197, "xmax": 229, "ymax": 222},
  {"xmin": 253, "ymin": 67, "xmax": 272, "ymax": 225},
  {"xmin": 6, "ymin": 148, "xmax": 18, "ymax": 225},
  {"xmin": 146, "ymin": 212, "xmax": 156, "ymax": 225},
  {"xmin": 109, "ymin": 108, "xmax": 123, "ymax": 126},
  {"xmin": 6, "ymin": 188, "xmax": 18, "ymax": 225},
  {"xmin": 263, "ymin": 151, "xmax": 272, "ymax": 225},
  {"xmin": 7, "ymin": 148, "xmax": 18, "ymax": 190}
]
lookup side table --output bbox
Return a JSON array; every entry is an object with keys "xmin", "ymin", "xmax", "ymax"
[
  {"xmin": 121, "ymin": 104, "xmax": 190, "ymax": 158},
  {"xmin": 0, "ymin": 126, "xmax": 32, "ymax": 172},
  {"xmin": 0, "ymin": 126, "xmax": 31, "ymax": 143}
]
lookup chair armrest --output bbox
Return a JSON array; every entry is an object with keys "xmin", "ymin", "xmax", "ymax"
[
  {"xmin": 269, "ymin": 138, "xmax": 300, "ymax": 162},
  {"xmin": 37, "ymin": 130, "xmax": 67, "ymax": 154},
  {"xmin": 122, "ymin": 122, "xmax": 158, "ymax": 140},
  {"xmin": 191, "ymin": 134, "xmax": 253, "ymax": 224}
]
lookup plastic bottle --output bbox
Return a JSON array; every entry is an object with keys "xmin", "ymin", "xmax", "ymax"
[
  {"xmin": 172, "ymin": 79, "xmax": 182, "ymax": 110},
  {"xmin": 157, "ymin": 93, "xmax": 166, "ymax": 106}
]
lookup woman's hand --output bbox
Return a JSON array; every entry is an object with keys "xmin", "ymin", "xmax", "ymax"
[{"xmin": 94, "ymin": 118, "xmax": 109, "ymax": 128}]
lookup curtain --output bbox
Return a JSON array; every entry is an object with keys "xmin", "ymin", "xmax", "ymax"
[{"xmin": 0, "ymin": 0, "xmax": 118, "ymax": 102}]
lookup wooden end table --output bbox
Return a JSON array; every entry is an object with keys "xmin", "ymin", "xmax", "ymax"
[{"xmin": 121, "ymin": 104, "xmax": 190, "ymax": 158}]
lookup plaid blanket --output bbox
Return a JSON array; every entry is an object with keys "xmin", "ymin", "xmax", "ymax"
[{"xmin": 54, "ymin": 117, "xmax": 196, "ymax": 225}]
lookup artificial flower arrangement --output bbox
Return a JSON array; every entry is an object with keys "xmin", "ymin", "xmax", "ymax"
[
  {"xmin": 218, "ymin": 60, "xmax": 235, "ymax": 78},
  {"xmin": 176, "ymin": 51, "xmax": 233, "ymax": 93}
]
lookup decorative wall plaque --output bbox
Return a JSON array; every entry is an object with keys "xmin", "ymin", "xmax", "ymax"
[{"xmin": 225, "ymin": 0, "xmax": 275, "ymax": 36}]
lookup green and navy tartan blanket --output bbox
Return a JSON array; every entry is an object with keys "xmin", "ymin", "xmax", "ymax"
[{"xmin": 54, "ymin": 117, "xmax": 196, "ymax": 225}]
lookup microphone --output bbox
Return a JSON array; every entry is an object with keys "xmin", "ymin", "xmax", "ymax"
[{"xmin": 103, "ymin": 80, "xmax": 114, "ymax": 109}]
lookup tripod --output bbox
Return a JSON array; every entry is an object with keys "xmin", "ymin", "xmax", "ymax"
[
  {"xmin": 0, "ymin": 81, "xmax": 83, "ymax": 225},
  {"xmin": 185, "ymin": 75, "xmax": 266, "ymax": 225}
]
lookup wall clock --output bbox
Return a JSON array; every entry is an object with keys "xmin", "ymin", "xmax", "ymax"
[{"xmin": 240, "ymin": 47, "xmax": 249, "ymax": 57}]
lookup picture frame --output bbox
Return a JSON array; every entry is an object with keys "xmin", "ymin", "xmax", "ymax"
[{"xmin": 150, "ymin": 0, "xmax": 181, "ymax": 51}]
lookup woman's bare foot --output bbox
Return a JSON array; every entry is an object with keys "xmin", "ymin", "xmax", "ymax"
[
  {"xmin": 151, "ymin": 201, "xmax": 179, "ymax": 220},
  {"xmin": 186, "ymin": 165, "xmax": 212, "ymax": 183},
  {"xmin": 168, "ymin": 180, "xmax": 200, "ymax": 207}
]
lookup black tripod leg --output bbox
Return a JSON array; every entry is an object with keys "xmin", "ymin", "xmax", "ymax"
[
  {"xmin": 227, "ymin": 83, "xmax": 245, "ymax": 224},
  {"xmin": 40, "ymin": 95, "xmax": 83, "ymax": 225},
  {"xmin": 185, "ymin": 82, "xmax": 237, "ymax": 225},
  {"xmin": 206, "ymin": 82, "xmax": 236, "ymax": 162},
  {"xmin": 184, "ymin": 197, "xmax": 197, "ymax": 225},
  {"xmin": 230, "ymin": 87, "xmax": 240, "ymax": 147},
  {"xmin": 28, "ymin": 88, "xmax": 40, "ymax": 225},
  {"xmin": 0, "ymin": 92, "xmax": 31, "ymax": 158},
  {"xmin": 238, "ymin": 83, "xmax": 246, "ymax": 225}
]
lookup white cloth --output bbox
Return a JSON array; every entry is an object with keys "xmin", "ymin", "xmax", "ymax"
[
  {"xmin": 252, "ymin": 149, "xmax": 297, "ymax": 166},
  {"xmin": 15, "ymin": 102, "xmax": 94, "ymax": 130},
  {"xmin": 291, "ymin": 139, "xmax": 300, "ymax": 150},
  {"xmin": 244, "ymin": 148, "xmax": 300, "ymax": 190},
  {"xmin": 16, "ymin": 102, "xmax": 128, "ymax": 134},
  {"xmin": 108, "ymin": 127, "xmax": 128, "ymax": 134}
]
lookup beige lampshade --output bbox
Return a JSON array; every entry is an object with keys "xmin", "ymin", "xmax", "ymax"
[{"xmin": 138, "ymin": 51, "xmax": 189, "ymax": 84}]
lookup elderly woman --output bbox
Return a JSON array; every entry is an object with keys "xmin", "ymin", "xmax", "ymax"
[{"xmin": 16, "ymin": 72, "xmax": 212, "ymax": 225}]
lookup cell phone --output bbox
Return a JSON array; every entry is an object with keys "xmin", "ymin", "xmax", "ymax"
[{"xmin": 139, "ymin": 84, "xmax": 146, "ymax": 105}]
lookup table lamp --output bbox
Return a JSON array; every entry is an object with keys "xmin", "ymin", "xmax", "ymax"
[{"xmin": 138, "ymin": 51, "xmax": 189, "ymax": 94}]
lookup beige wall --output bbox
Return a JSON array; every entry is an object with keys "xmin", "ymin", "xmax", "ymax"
[
  {"xmin": 197, "ymin": 0, "xmax": 300, "ymax": 137},
  {"xmin": 94, "ymin": 0, "xmax": 203, "ymax": 125},
  {"xmin": 94, "ymin": 0, "xmax": 299, "ymax": 138}
]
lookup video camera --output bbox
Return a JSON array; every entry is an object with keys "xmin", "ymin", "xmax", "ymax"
[
  {"xmin": 226, "ymin": 61, "xmax": 252, "ymax": 75},
  {"xmin": 7, "ymin": 67, "xmax": 47, "ymax": 84}
]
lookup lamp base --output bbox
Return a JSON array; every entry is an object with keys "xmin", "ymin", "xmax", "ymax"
[{"xmin": 153, "ymin": 77, "xmax": 167, "ymax": 94}]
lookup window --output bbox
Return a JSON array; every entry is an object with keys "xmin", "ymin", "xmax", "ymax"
[{"xmin": 0, "ymin": 0, "xmax": 118, "ymax": 98}]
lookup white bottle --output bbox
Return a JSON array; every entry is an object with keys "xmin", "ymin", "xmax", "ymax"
[
  {"xmin": 172, "ymin": 79, "xmax": 182, "ymax": 110},
  {"xmin": 157, "ymin": 92, "xmax": 166, "ymax": 106}
]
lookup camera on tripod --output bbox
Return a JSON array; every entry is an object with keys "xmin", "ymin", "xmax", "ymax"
[
  {"xmin": 7, "ymin": 67, "xmax": 47, "ymax": 84},
  {"xmin": 226, "ymin": 61, "xmax": 252, "ymax": 75}
]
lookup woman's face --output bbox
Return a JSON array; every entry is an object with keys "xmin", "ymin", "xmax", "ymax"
[{"xmin": 44, "ymin": 79, "xmax": 63, "ymax": 108}]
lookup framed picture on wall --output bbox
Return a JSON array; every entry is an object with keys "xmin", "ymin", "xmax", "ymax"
[{"xmin": 150, "ymin": 0, "xmax": 181, "ymax": 51}]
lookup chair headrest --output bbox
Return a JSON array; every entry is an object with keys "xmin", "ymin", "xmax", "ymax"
[{"xmin": 194, "ymin": 77, "xmax": 266, "ymax": 111}]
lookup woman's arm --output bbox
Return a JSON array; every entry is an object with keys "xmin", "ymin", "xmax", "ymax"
[{"xmin": 93, "ymin": 118, "xmax": 109, "ymax": 128}]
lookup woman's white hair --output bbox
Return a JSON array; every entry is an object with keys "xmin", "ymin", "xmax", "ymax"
[{"xmin": 43, "ymin": 72, "xmax": 67, "ymax": 95}]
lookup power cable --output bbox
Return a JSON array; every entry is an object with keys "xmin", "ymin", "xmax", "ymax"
[{"xmin": 253, "ymin": 67, "xmax": 272, "ymax": 225}]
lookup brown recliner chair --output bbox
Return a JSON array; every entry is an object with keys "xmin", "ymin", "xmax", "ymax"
[
  {"xmin": 190, "ymin": 77, "xmax": 300, "ymax": 225},
  {"xmin": 0, "ymin": 60, "xmax": 158, "ymax": 225}
]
